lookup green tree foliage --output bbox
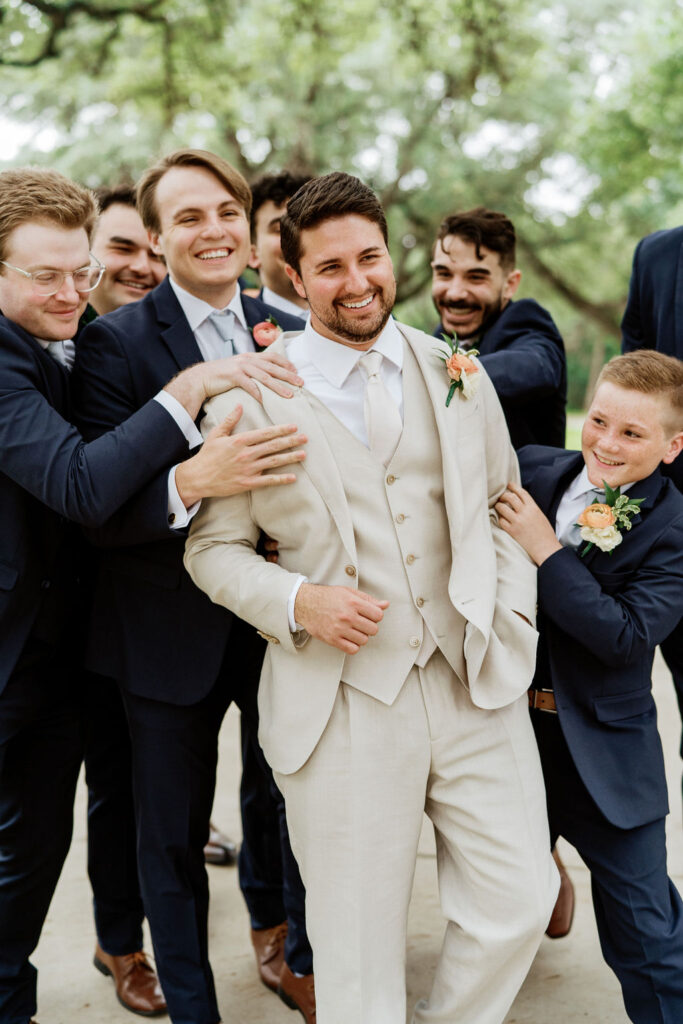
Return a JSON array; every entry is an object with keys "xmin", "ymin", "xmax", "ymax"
[{"xmin": 1, "ymin": 0, "xmax": 681, "ymax": 406}]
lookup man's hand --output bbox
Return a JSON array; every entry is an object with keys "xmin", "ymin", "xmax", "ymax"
[
  {"xmin": 175, "ymin": 406, "xmax": 307, "ymax": 507},
  {"xmin": 164, "ymin": 352, "xmax": 304, "ymax": 419},
  {"xmin": 495, "ymin": 481, "xmax": 562, "ymax": 566},
  {"xmin": 294, "ymin": 583, "xmax": 389, "ymax": 655}
]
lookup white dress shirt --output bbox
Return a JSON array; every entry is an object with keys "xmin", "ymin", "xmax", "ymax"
[
  {"xmin": 169, "ymin": 277, "xmax": 256, "ymax": 357},
  {"xmin": 261, "ymin": 286, "xmax": 310, "ymax": 322}
]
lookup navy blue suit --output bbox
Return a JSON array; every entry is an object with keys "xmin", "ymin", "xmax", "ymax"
[
  {"xmin": 521, "ymin": 446, "xmax": 683, "ymax": 1023},
  {"xmin": 621, "ymin": 226, "xmax": 683, "ymax": 772},
  {"xmin": 0, "ymin": 314, "xmax": 189, "ymax": 1024},
  {"xmin": 434, "ymin": 297, "xmax": 567, "ymax": 448},
  {"xmin": 71, "ymin": 279, "xmax": 309, "ymax": 1024}
]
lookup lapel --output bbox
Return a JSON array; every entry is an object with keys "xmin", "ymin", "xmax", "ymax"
[
  {"xmin": 152, "ymin": 278, "xmax": 204, "ymax": 370},
  {"xmin": 257, "ymin": 338, "xmax": 357, "ymax": 561},
  {"xmin": 9, "ymin": 319, "xmax": 71, "ymax": 413},
  {"xmin": 530, "ymin": 451, "xmax": 585, "ymax": 522},
  {"xmin": 581, "ymin": 466, "xmax": 664, "ymax": 569},
  {"xmin": 397, "ymin": 324, "xmax": 466, "ymax": 548}
]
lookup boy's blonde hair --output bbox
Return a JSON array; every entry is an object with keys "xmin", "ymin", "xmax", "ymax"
[
  {"xmin": 0, "ymin": 168, "xmax": 98, "ymax": 264},
  {"xmin": 596, "ymin": 351, "xmax": 683, "ymax": 436}
]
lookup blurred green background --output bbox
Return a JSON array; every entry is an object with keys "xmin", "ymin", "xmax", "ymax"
[{"xmin": 2, "ymin": 0, "xmax": 681, "ymax": 414}]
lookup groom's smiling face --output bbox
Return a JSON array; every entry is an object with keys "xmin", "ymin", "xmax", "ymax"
[{"xmin": 286, "ymin": 214, "xmax": 396, "ymax": 350}]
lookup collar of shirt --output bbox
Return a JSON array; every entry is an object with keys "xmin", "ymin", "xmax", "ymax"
[
  {"xmin": 293, "ymin": 316, "xmax": 403, "ymax": 388},
  {"xmin": 261, "ymin": 286, "xmax": 310, "ymax": 322},
  {"xmin": 37, "ymin": 336, "xmax": 76, "ymax": 370},
  {"xmin": 168, "ymin": 276, "xmax": 248, "ymax": 334},
  {"xmin": 565, "ymin": 464, "xmax": 635, "ymax": 501}
]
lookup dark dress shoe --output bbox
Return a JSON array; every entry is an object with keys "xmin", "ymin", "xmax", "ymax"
[
  {"xmin": 546, "ymin": 855, "xmax": 575, "ymax": 939},
  {"xmin": 93, "ymin": 943, "xmax": 167, "ymax": 1016},
  {"xmin": 251, "ymin": 921, "xmax": 288, "ymax": 991},
  {"xmin": 279, "ymin": 963, "xmax": 316, "ymax": 1023},
  {"xmin": 204, "ymin": 821, "xmax": 239, "ymax": 865}
]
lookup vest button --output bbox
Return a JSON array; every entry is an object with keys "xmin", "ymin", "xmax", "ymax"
[
  {"xmin": 345, "ymin": 565, "xmax": 357, "ymax": 577},
  {"xmin": 386, "ymin": 474, "xmax": 396, "ymax": 485},
  {"xmin": 409, "ymin": 636, "xmax": 420, "ymax": 648},
  {"xmin": 395, "ymin": 513, "xmax": 405, "ymax": 524},
  {"xmin": 416, "ymin": 597, "xmax": 424, "ymax": 607},
  {"xmin": 406, "ymin": 554, "xmax": 415, "ymax": 565}
]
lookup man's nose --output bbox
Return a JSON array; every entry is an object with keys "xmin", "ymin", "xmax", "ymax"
[
  {"xmin": 129, "ymin": 250, "xmax": 153, "ymax": 275},
  {"xmin": 200, "ymin": 213, "xmax": 225, "ymax": 238},
  {"xmin": 443, "ymin": 276, "xmax": 468, "ymax": 302},
  {"xmin": 54, "ymin": 275, "xmax": 81, "ymax": 303},
  {"xmin": 344, "ymin": 264, "xmax": 369, "ymax": 294}
]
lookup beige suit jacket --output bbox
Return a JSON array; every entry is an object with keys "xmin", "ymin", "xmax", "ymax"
[{"xmin": 184, "ymin": 323, "xmax": 538, "ymax": 774}]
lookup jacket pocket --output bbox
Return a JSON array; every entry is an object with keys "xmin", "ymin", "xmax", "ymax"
[{"xmin": 593, "ymin": 686, "xmax": 654, "ymax": 722}]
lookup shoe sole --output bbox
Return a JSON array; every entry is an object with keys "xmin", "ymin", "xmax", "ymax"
[{"xmin": 93, "ymin": 956, "xmax": 168, "ymax": 1017}]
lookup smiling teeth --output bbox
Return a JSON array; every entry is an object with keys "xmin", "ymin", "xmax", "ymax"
[
  {"xmin": 198, "ymin": 249, "xmax": 229, "ymax": 259},
  {"xmin": 341, "ymin": 296, "xmax": 373, "ymax": 309},
  {"xmin": 595, "ymin": 455, "xmax": 622, "ymax": 465}
]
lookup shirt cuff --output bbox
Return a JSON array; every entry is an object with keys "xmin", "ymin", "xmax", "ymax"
[
  {"xmin": 287, "ymin": 575, "xmax": 308, "ymax": 632},
  {"xmin": 154, "ymin": 390, "xmax": 203, "ymax": 450},
  {"xmin": 167, "ymin": 465, "xmax": 201, "ymax": 529}
]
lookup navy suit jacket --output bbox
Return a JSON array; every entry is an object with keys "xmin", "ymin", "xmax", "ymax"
[
  {"xmin": 0, "ymin": 314, "xmax": 188, "ymax": 697},
  {"xmin": 71, "ymin": 278, "xmax": 305, "ymax": 705},
  {"xmin": 520, "ymin": 446, "xmax": 683, "ymax": 830},
  {"xmin": 621, "ymin": 226, "xmax": 683, "ymax": 490},
  {"xmin": 434, "ymin": 298, "xmax": 566, "ymax": 449}
]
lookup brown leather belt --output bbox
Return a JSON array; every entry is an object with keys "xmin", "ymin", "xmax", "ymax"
[{"xmin": 528, "ymin": 688, "xmax": 557, "ymax": 713}]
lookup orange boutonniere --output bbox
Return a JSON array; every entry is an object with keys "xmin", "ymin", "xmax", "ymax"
[
  {"xmin": 434, "ymin": 336, "xmax": 481, "ymax": 405},
  {"xmin": 577, "ymin": 481, "xmax": 644, "ymax": 556},
  {"xmin": 252, "ymin": 315, "xmax": 283, "ymax": 347}
]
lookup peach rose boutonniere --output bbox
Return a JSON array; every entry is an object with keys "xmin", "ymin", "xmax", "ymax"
[
  {"xmin": 252, "ymin": 315, "xmax": 283, "ymax": 347},
  {"xmin": 577, "ymin": 480, "xmax": 644, "ymax": 557},
  {"xmin": 435, "ymin": 336, "xmax": 481, "ymax": 406}
]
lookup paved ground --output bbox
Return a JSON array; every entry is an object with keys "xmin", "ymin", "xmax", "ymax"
[{"xmin": 34, "ymin": 651, "xmax": 681, "ymax": 1023}]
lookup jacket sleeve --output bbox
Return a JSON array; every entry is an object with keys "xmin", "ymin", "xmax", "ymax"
[
  {"xmin": 479, "ymin": 301, "xmax": 565, "ymax": 403},
  {"xmin": 537, "ymin": 517, "xmax": 683, "ymax": 667},
  {"xmin": 621, "ymin": 239, "xmax": 650, "ymax": 353},
  {"xmin": 183, "ymin": 390, "xmax": 304, "ymax": 653},
  {"xmin": 71, "ymin": 315, "xmax": 184, "ymax": 544},
  {"xmin": 0, "ymin": 334, "xmax": 187, "ymax": 528}
]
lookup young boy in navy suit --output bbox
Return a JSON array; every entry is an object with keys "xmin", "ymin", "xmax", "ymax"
[{"xmin": 496, "ymin": 350, "xmax": 683, "ymax": 1024}]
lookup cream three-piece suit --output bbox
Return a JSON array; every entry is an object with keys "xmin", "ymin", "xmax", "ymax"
[{"xmin": 184, "ymin": 322, "xmax": 558, "ymax": 1024}]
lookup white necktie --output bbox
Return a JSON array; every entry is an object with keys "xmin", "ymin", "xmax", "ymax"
[
  {"xmin": 559, "ymin": 486, "xmax": 604, "ymax": 549},
  {"xmin": 46, "ymin": 341, "xmax": 75, "ymax": 370},
  {"xmin": 358, "ymin": 350, "xmax": 402, "ymax": 466},
  {"xmin": 209, "ymin": 310, "xmax": 236, "ymax": 357}
]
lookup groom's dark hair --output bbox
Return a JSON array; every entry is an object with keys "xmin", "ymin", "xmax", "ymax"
[{"xmin": 280, "ymin": 172, "xmax": 388, "ymax": 274}]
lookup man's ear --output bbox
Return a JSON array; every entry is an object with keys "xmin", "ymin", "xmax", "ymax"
[
  {"xmin": 502, "ymin": 268, "xmax": 522, "ymax": 303},
  {"xmin": 662, "ymin": 431, "xmax": 683, "ymax": 465},
  {"xmin": 285, "ymin": 264, "xmax": 307, "ymax": 301},
  {"xmin": 248, "ymin": 243, "xmax": 261, "ymax": 271},
  {"xmin": 149, "ymin": 231, "xmax": 163, "ymax": 258}
]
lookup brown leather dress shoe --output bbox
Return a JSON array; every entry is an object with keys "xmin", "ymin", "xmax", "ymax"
[
  {"xmin": 546, "ymin": 849, "xmax": 575, "ymax": 939},
  {"xmin": 93, "ymin": 943, "xmax": 167, "ymax": 1016},
  {"xmin": 251, "ymin": 921, "xmax": 288, "ymax": 991},
  {"xmin": 279, "ymin": 963, "xmax": 316, "ymax": 1023},
  {"xmin": 204, "ymin": 821, "xmax": 239, "ymax": 865}
]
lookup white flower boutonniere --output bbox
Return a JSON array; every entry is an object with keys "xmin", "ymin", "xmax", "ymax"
[
  {"xmin": 434, "ymin": 335, "xmax": 481, "ymax": 406},
  {"xmin": 577, "ymin": 480, "xmax": 644, "ymax": 557}
]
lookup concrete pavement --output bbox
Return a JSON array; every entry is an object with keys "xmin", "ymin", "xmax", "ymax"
[{"xmin": 33, "ymin": 651, "xmax": 681, "ymax": 1022}]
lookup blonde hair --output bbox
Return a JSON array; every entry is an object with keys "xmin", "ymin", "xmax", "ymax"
[
  {"xmin": 137, "ymin": 149, "xmax": 251, "ymax": 234},
  {"xmin": 0, "ymin": 168, "xmax": 98, "ymax": 264},
  {"xmin": 596, "ymin": 351, "xmax": 683, "ymax": 435}
]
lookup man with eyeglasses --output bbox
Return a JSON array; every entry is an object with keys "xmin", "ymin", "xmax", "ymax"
[{"xmin": 0, "ymin": 166, "xmax": 306, "ymax": 1024}]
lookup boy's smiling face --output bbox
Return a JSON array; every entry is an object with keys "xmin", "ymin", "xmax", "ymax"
[{"xmin": 582, "ymin": 381, "xmax": 683, "ymax": 489}]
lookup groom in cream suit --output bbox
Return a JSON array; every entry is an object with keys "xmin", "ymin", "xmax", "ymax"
[{"xmin": 185, "ymin": 173, "xmax": 558, "ymax": 1024}]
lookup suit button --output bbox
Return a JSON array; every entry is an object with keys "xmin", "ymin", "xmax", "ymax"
[
  {"xmin": 386, "ymin": 474, "xmax": 396, "ymax": 485},
  {"xmin": 416, "ymin": 597, "xmax": 424, "ymax": 607},
  {"xmin": 41, "ymin": 579, "xmax": 51, "ymax": 590},
  {"xmin": 409, "ymin": 637, "xmax": 420, "ymax": 648},
  {"xmin": 345, "ymin": 565, "xmax": 356, "ymax": 577},
  {"xmin": 406, "ymin": 554, "xmax": 415, "ymax": 565},
  {"xmin": 168, "ymin": 512, "xmax": 176, "ymax": 525},
  {"xmin": 395, "ymin": 513, "xmax": 405, "ymax": 524}
]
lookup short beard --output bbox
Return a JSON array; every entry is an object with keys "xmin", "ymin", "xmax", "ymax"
[
  {"xmin": 439, "ymin": 295, "xmax": 504, "ymax": 340},
  {"xmin": 309, "ymin": 286, "xmax": 395, "ymax": 345}
]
